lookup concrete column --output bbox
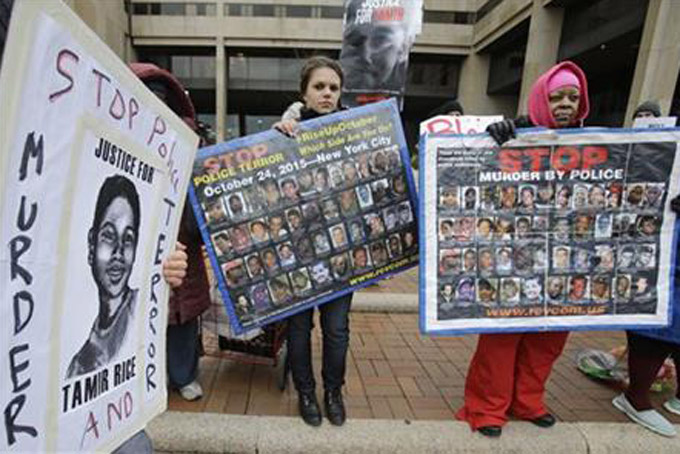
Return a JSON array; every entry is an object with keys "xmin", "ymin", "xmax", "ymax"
[
  {"xmin": 517, "ymin": 1, "xmax": 564, "ymax": 114},
  {"xmin": 624, "ymin": 0, "xmax": 680, "ymax": 125},
  {"xmin": 215, "ymin": 37, "xmax": 227, "ymax": 143},
  {"xmin": 458, "ymin": 52, "xmax": 517, "ymax": 118}
]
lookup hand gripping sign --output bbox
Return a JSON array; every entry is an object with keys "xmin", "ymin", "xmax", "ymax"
[
  {"xmin": 420, "ymin": 128, "xmax": 680, "ymax": 335},
  {"xmin": 0, "ymin": 2, "xmax": 197, "ymax": 452},
  {"xmin": 190, "ymin": 99, "xmax": 419, "ymax": 334}
]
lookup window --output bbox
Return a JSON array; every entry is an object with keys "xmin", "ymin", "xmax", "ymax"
[
  {"xmin": 132, "ymin": 3, "xmax": 148, "ymax": 15},
  {"xmin": 160, "ymin": 2, "xmax": 185, "ymax": 15},
  {"xmin": 150, "ymin": 3, "xmax": 161, "ymax": 15},
  {"xmin": 286, "ymin": 5, "xmax": 312, "ymax": 18},
  {"xmin": 195, "ymin": 3, "xmax": 216, "ymax": 16},
  {"xmin": 225, "ymin": 3, "xmax": 244, "ymax": 16},
  {"xmin": 320, "ymin": 6, "xmax": 344, "ymax": 19},
  {"xmin": 252, "ymin": 4, "xmax": 275, "ymax": 17},
  {"xmin": 423, "ymin": 11, "xmax": 456, "ymax": 24}
]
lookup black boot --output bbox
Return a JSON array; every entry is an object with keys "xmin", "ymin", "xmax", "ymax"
[
  {"xmin": 324, "ymin": 388, "xmax": 346, "ymax": 426},
  {"xmin": 298, "ymin": 392, "xmax": 322, "ymax": 427}
]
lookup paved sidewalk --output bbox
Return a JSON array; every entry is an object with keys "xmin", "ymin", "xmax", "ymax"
[{"xmin": 168, "ymin": 269, "xmax": 679, "ymax": 426}]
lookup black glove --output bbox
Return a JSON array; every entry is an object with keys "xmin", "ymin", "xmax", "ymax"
[
  {"xmin": 671, "ymin": 195, "xmax": 680, "ymax": 214},
  {"xmin": 486, "ymin": 120, "xmax": 516, "ymax": 146}
]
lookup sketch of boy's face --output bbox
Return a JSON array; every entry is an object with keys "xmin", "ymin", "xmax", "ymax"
[{"xmin": 90, "ymin": 196, "xmax": 138, "ymax": 299}]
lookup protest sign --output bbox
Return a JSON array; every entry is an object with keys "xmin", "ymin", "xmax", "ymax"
[
  {"xmin": 420, "ymin": 128, "xmax": 680, "ymax": 335},
  {"xmin": 339, "ymin": 0, "xmax": 423, "ymax": 107},
  {"xmin": 633, "ymin": 116, "xmax": 677, "ymax": 129},
  {"xmin": 190, "ymin": 99, "xmax": 418, "ymax": 334},
  {"xmin": 0, "ymin": 1, "xmax": 197, "ymax": 451},
  {"xmin": 419, "ymin": 115, "xmax": 504, "ymax": 136}
]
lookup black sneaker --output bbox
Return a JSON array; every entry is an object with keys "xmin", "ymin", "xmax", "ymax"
[
  {"xmin": 478, "ymin": 425, "xmax": 502, "ymax": 437},
  {"xmin": 324, "ymin": 388, "xmax": 346, "ymax": 426},
  {"xmin": 530, "ymin": 413, "xmax": 556, "ymax": 428},
  {"xmin": 298, "ymin": 392, "xmax": 322, "ymax": 427}
]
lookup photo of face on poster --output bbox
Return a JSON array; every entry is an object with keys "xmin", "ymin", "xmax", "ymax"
[
  {"xmin": 295, "ymin": 236, "xmax": 316, "ymax": 263},
  {"xmin": 387, "ymin": 233, "xmax": 402, "ymax": 258},
  {"xmin": 329, "ymin": 223, "xmax": 349, "ymax": 249},
  {"xmin": 348, "ymin": 218, "xmax": 366, "ymax": 243},
  {"xmin": 546, "ymin": 276, "xmax": 566, "ymax": 303},
  {"xmin": 625, "ymin": 183, "xmax": 645, "ymax": 207},
  {"xmin": 212, "ymin": 231, "xmax": 233, "ymax": 258},
  {"xmin": 572, "ymin": 183, "xmax": 589, "ymax": 209},
  {"xmin": 224, "ymin": 259, "xmax": 248, "ymax": 287},
  {"xmin": 314, "ymin": 166, "xmax": 330, "ymax": 193},
  {"xmin": 439, "ymin": 187, "xmax": 459, "ymax": 210},
  {"xmin": 205, "ymin": 198, "xmax": 228, "ymax": 224},
  {"xmin": 226, "ymin": 192, "xmax": 249, "ymax": 219},
  {"xmin": 456, "ymin": 277, "xmax": 475, "ymax": 303},
  {"xmin": 268, "ymin": 274, "xmax": 293, "ymax": 306},
  {"xmin": 310, "ymin": 260, "xmax": 333, "ymax": 287},
  {"xmin": 522, "ymin": 277, "xmax": 543, "ymax": 304},
  {"xmin": 371, "ymin": 178, "xmax": 391, "ymax": 204},
  {"xmin": 397, "ymin": 201, "xmax": 413, "ymax": 225},
  {"xmin": 331, "ymin": 253, "xmax": 352, "ymax": 280},
  {"xmin": 588, "ymin": 184, "xmax": 606, "ymax": 209},
  {"xmin": 249, "ymin": 282, "xmax": 272, "ymax": 313},
  {"xmin": 636, "ymin": 243, "xmax": 656, "ymax": 269},
  {"xmin": 594, "ymin": 213, "xmax": 612, "ymax": 239},
  {"xmin": 261, "ymin": 178, "xmax": 282, "ymax": 208},
  {"xmin": 351, "ymin": 245, "xmax": 372, "ymax": 270},
  {"xmin": 328, "ymin": 163, "xmax": 345, "ymax": 188},
  {"xmin": 392, "ymin": 174, "xmax": 407, "ymax": 197},
  {"xmin": 365, "ymin": 212, "xmax": 386, "ymax": 238},
  {"xmin": 644, "ymin": 183, "xmax": 664, "ymax": 208},
  {"xmin": 312, "ymin": 230, "xmax": 332, "ymax": 255},
  {"xmin": 568, "ymin": 275, "xmax": 589, "ymax": 302},
  {"xmin": 636, "ymin": 215, "xmax": 660, "ymax": 237},
  {"xmin": 277, "ymin": 241, "xmax": 297, "ymax": 267},
  {"xmin": 339, "ymin": 189, "xmax": 360, "ymax": 217},
  {"xmin": 477, "ymin": 278, "xmax": 498, "ymax": 306},
  {"xmin": 356, "ymin": 183, "xmax": 375, "ymax": 209},
  {"xmin": 591, "ymin": 275, "xmax": 611, "ymax": 302},
  {"xmin": 615, "ymin": 274, "xmax": 631, "ymax": 301},
  {"xmin": 383, "ymin": 206, "xmax": 399, "ymax": 231},
  {"xmin": 229, "ymin": 224, "xmax": 252, "ymax": 252},
  {"xmin": 321, "ymin": 197, "xmax": 341, "ymax": 221},
  {"xmin": 342, "ymin": 160, "xmax": 360, "ymax": 185},
  {"xmin": 298, "ymin": 169, "xmax": 315, "ymax": 195},
  {"xmin": 290, "ymin": 268, "xmax": 313, "ymax": 296},
  {"xmin": 370, "ymin": 241, "xmax": 389, "ymax": 266},
  {"xmin": 64, "ymin": 174, "xmax": 146, "ymax": 379},
  {"xmin": 268, "ymin": 214, "xmax": 289, "ymax": 241},
  {"xmin": 536, "ymin": 183, "xmax": 554, "ymax": 208},
  {"xmin": 279, "ymin": 176, "xmax": 300, "ymax": 203},
  {"xmin": 249, "ymin": 218, "xmax": 270, "ymax": 244},
  {"xmin": 500, "ymin": 277, "xmax": 521, "ymax": 305},
  {"xmin": 518, "ymin": 185, "xmax": 536, "ymax": 210},
  {"xmin": 261, "ymin": 247, "xmax": 280, "ymax": 274},
  {"xmin": 246, "ymin": 253, "xmax": 265, "ymax": 279},
  {"xmin": 286, "ymin": 207, "xmax": 304, "ymax": 232},
  {"xmin": 555, "ymin": 184, "xmax": 571, "ymax": 209}
]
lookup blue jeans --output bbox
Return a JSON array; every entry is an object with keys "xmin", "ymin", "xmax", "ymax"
[
  {"xmin": 166, "ymin": 318, "xmax": 200, "ymax": 388},
  {"xmin": 287, "ymin": 294, "xmax": 352, "ymax": 393}
]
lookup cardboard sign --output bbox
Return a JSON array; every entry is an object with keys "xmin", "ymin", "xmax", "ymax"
[
  {"xmin": 190, "ymin": 100, "xmax": 419, "ymax": 334},
  {"xmin": 0, "ymin": 1, "xmax": 197, "ymax": 451},
  {"xmin": 420, "ymin": 128, "xmax": 680, "ymax": 335}
]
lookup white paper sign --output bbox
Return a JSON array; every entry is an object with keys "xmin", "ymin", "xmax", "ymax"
[
  {"xmin": 0, "ymin": 1, "xmax": 198, "ymax": 452},
  {"xmin": 633, "ymin": 116, "xmax": 677, "ymax": 129},
  {"xmin": 419, "ymin": 115, "xmax": 504, "ymax": 136}
]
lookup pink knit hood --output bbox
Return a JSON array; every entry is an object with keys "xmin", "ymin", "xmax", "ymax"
[{"xmin": 527, "ymin": 61, "xmax": 589, "ymax": 129}]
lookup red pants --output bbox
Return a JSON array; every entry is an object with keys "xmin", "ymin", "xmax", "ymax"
[{"xmin": 456, "ymin": 331, "xmax": 569, "ymax": 430}]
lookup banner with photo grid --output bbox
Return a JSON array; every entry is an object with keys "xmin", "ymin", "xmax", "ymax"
[
  {"xmin": 191, "ymin": 99, "xmax": 418, "ymax": 334},
  {"xmin": 420, "ymin": 128, "xmax": 680, "ymax": 335}
]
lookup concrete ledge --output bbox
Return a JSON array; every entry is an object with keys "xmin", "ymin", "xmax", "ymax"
[
  {"xmin": 147, "ymin": 412, "xmax": 680, "ymax": 454},
  {"xmin": 352, "ymin": 292, "xmax": 418, "ymax": 313}
]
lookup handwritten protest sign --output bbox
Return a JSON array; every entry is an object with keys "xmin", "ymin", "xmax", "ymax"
[
  {"xmin": 633, "ymin": 116, "xmax": 677, "ymax": 129},
  {"xmin": 420, "ymin": 129, "xmax": 680, "ymax": 335},
  {"xmin": 190, "ymin": 99, "xmax": 418, "ymax": 334},
  {"xmin": 0, "ymin": 1, "xmax": 197, "ymax": 451},
  {"xmin": 419, "ymin": 115, "xmax": 503, "ymax": 136}
]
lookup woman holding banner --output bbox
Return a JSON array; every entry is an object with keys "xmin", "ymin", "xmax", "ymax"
[
  {"xmin": 457, "ymin": 61, "xmax": 590, "ymax": 437},
  {"xmin": 273, "ymin": 56, "xmax": 350, "ymax": 427}
]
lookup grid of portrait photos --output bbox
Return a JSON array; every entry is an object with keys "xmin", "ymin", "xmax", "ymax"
[
  {"xmin": 436, "ymin": 178, "xmax": 669, "ymax": 320},
  {"xmin": 199, "ymin": 143, "xmax": 418, "ymax": 332}
]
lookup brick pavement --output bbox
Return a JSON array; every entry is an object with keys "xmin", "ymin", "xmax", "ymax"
[{"xmin": 169, "ymin": 269, "xmax": 680, "ymax": 426}]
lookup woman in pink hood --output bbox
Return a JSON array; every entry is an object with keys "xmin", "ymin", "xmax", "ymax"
[{"xmin": 457, "ymin": 61, "xmax": 589, "ymax": 438}]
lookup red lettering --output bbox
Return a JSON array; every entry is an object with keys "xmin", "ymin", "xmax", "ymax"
[
  {"xmin": 91, "ymin": 68, "xmax": 111, "ymax": 108},
  {"xmin": 147, "ymin": 116, "xmax": 166, "ymax": 145},
  {"xmin": 552, "ymin": 146, "xmax": 580, "ymax": 171},
  {"xmin": 128, "ymin": 98, "xmax": 139, "ymax": 130},
  {"xmin": 49, "ymin": 49, "xmax": 79, "ymax": 103},
  {"xmin": 525, "ymin": 147, "xmax": 550, "ymax": 171},
  {"xmin": 582, "ymin": 146, "xmax": 608, "ymax": 169},
  {"xmin": 109, "ymin": 89, "xmax": 125, "ymax": 120},
  {"xmin": 82, "ymin": 411, "xmax": 99, "ymax": 445},
  {"xmin": 499, "ymin": 150, "xmax": 522, "ymax": 172},
  {"xmin": 425, "ymin": 118, "xmax": 454, "ymax": 134}
]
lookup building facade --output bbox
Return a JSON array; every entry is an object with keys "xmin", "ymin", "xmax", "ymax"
[{"xmin": 66, "ymin": 0, "xmax": 680, "ymax": 147}]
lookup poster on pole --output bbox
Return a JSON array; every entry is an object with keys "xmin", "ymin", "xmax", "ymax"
[
  {"xmin": 190, "ymin": 99, "xmax": 419, "ymax": 335},
  {"xmin": 0, "ymin": 1, "xmax": 198, "ymax": 452},
  {"xmin": 339, "ymin": 0, "xmax": 423, "ymax": 107},
  {"xmin": 420, "ymin": 128, "xmax": 680, "ymax": 335}
]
